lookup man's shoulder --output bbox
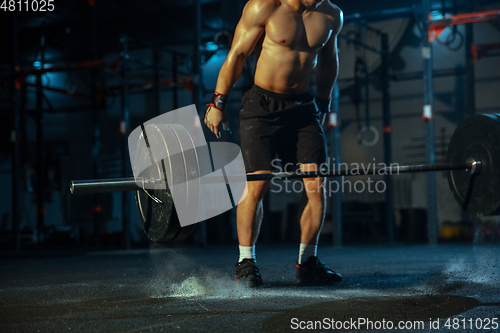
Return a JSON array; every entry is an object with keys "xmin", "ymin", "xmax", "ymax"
[
  {"xmin": 243, "ymin": 0, "xmax": 280, "ymax": 23},
  {"xmin": 320, "ymin": 1, "xmax": 342, "ymax": 17},
  {"xmin": 319, "ymin": 1, "xmax": 343, "ymax": 29},
  {"xmin": 246, "ymin": 0, "xmax": 280, "ymax": 12}
]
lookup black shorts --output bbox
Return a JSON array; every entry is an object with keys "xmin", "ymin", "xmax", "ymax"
[{"xmin": 239, "ymin": 85, "xmax": 327, "ymax": 173}]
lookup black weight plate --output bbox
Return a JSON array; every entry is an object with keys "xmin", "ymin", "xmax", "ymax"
[
  {"xmin": 135, "ymin": 124, "xmax": 192, "ymax": 242},
  {"xmin": 135, "ymin": 124, "xmax": 175, "ymax": 242},
  {"xmin": 447, "ymin": 114, "xmax": 500, "ymax": 215},
  {"xmin": 165, "ymin": 124, "xmax": 199, "ymax": 241}
]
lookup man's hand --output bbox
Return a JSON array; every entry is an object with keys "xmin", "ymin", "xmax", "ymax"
[
  {"xmin": 204, "ymin": 106, "xmax": 227, "ymax": 139},
  {"xmin": 316, "ymin": 97, "xmax": 331, "ymax": 126},
  {"xmin": 205, "ymin": 91, "xmax": 229, "ymax": 139}
]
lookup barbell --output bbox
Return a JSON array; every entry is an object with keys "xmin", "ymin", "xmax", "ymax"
[{"xmin": 70, "ymin": 113, "xmax": 500, "ymax": 243}]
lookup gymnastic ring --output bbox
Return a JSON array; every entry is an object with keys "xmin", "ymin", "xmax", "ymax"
[
  {"xmin": 357, "ymin": 125, "xmax": 379, "ymax": 147},
  {"xmin": 214, "ymin": 31, "xmax": 233, "ymax": 48}
]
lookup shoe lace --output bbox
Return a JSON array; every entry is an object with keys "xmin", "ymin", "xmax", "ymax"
[{"xmin": 236, "ymin": 260, "xmax": 260, "ymax": 279}]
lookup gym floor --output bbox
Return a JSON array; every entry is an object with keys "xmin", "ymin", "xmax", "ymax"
[{"xmin": 1, "ymin": 243, "xmax": 499, "ymax": 332}]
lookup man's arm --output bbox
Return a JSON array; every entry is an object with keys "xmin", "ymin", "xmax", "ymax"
[
  {"xmin": 315, "ymin": 6, "xmax": 343, "ymax": 119},
  {"xmin": 205, "ymin": 0, "xmax": 277, "ymax": 137},
  {"xmin": 215, "ymin": 0, "xmax": 275, "ymax": 94}
]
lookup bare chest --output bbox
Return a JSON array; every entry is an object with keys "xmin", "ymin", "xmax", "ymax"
[{"xmin": 265, "ymin": 8, "xmax": 332, "ymax": 51}]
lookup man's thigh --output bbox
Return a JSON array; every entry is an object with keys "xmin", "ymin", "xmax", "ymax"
[
  {"xmin": 239, "ymin": 117, "xmax": 278, "ymax": 173},
  {"xmin": 277, "ymin": 115, "xmax": 327, "ymax": 171}
]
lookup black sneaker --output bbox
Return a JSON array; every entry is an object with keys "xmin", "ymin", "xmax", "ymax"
[
  {"xmin": 295, "ymin": 256, "xmax": 342, "ymax": 286},
  {"xmin": 235, "ymin": 259, "xmax": 264, "ymax": 288}
]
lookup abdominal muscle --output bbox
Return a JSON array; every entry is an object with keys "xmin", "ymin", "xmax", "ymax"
[{"xmin": 253, "ymin": 42, "xmax": 318, "ymax": 95}]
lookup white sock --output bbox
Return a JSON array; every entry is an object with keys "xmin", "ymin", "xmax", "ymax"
[
  {"xmin": 238, "ymin": 245, "xmax": 256, "ymax": 263},
  {"xmin": 298, "ymin": 244, "xmax": 317, "ymax": 264}
]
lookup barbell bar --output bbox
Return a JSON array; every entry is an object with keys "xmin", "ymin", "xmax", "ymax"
[{"xmin": 70, "ymin": 160, "xmax": 477, "ymax": 195}]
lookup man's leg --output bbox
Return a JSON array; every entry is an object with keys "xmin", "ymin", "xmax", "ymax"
[
  {"xmin": 299, "ymin": 163, "xmax": 326, "ymax": 246},
  {"xmin": 295, "ymin": 163, "xmax": 342, "ymax": 285},
  {"xmin": 236, "ymin": 171, "xmax": 271, "ymax": 247},
  {"xmin": 234, "ymin": 170, "xmax": 270, "ymax": 288}
]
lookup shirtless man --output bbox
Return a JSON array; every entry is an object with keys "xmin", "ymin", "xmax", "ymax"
[{"xmin": 204, "ymin": 0, "xmax": 343, "ymax": 287}]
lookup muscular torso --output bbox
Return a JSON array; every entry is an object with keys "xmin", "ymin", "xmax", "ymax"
[{"xmin": 254, "ymin": 2, "xmax": 334, "ymax": 94}]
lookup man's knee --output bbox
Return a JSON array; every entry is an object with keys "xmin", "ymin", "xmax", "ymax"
[
  {"xmin": 245, "ymin": 181, "xmax": 270, "ymax": 202},
  {"xmin": 303, "ymin": 179, "xmax": 326, "ymax": 202}
]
